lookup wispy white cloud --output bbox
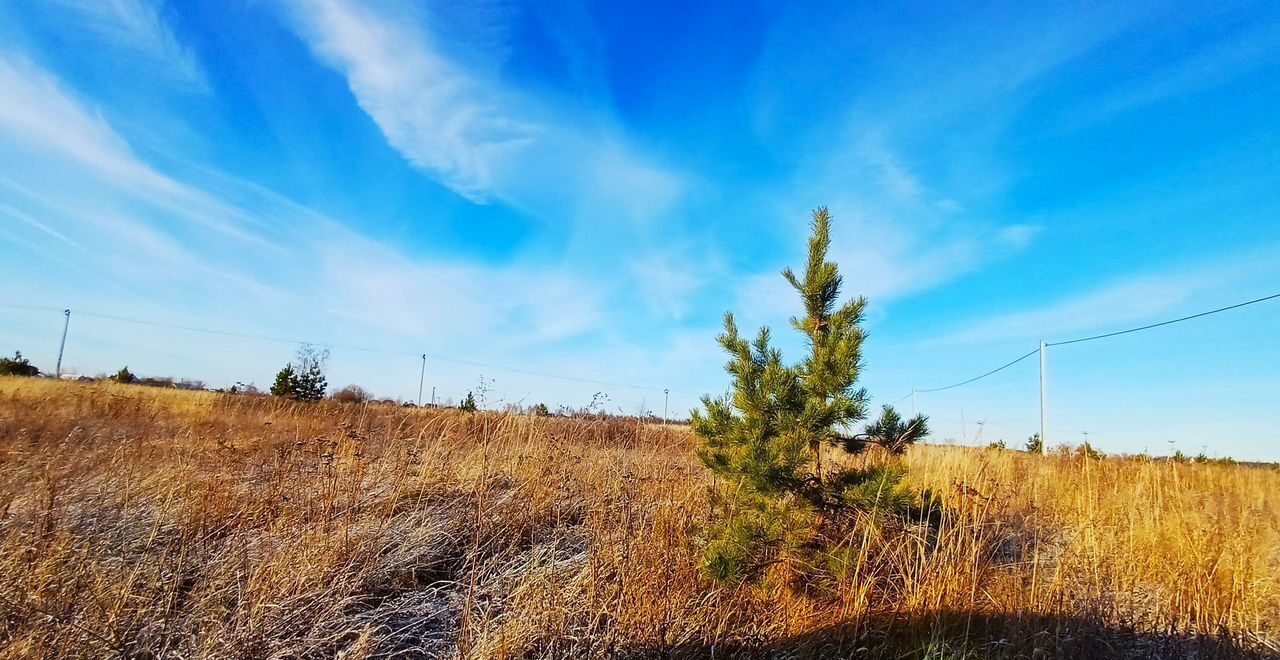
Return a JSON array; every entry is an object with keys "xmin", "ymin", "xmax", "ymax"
[
  {"xmin": 309, "ymin": 226, "xmax": 608, "ymax": 349},
  {"xmin": 0, "ymin": 200, "xmax": 84, "ymax": 251},
  {"xmin": 0, "ymin": 54, "xmax": 270, "ymax": 246},
  {"xmin": 30, "ymin": 0, "xmax": 207, "ymax": 91},
  {"xmin": 0, "ymin": 51, "xmax": 613, "ymax": 363},
  {"xmin": 629, "ymin": 251, "xmax": 706, "ymax": 320},
  {"xmin": 728, "ymin": 4, "xmax": 1151, "ymax": 321},
  {"xmin": 0, "ymin": 54, "xmax": 166, "ymax": 188},
  {"xmin": 733, "ymin": 217, "xmax": 1036, "ymax": 332},
  {"xmin": 942, "ymin": 277, "xmax": 1196, "ymax": 346},
  {"xmin": 522, "ymin": 0, "xmax": 612, "ymax": 104},
  {"xmin": 0, "ymin": 52, "xmax": 297, "ymax": 315},
  {"xmin": 731, "ymin": 139, "xmax": 1043, "ymax": 330},
  {"xmin": 1071, "ymin": 20, "xmax": 1280, "ymax": 127},
  {"xmin": 277, "ymin": 0, "xmax": 686, "ymax": 225}
]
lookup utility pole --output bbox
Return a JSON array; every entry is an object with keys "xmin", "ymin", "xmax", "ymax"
[
  {"xmin": 911, "ymin": 387, "xmax": 917, "ymax": 416},
  {"xmin": 1039, "ymin": 340, "xmax": 1048, "ymax": 456},
  {"xmin": 663, "ymin": 388, "xmax": 669, "ymax": 427},
  {"xmin": 417, "ymin": 353, "xmax": 426, "ymax": 406},
  {"xmin": 431, "ymin": 386, "xmax": 435, "ymax": 407},
  {"xmin": 55, "ymin": 309, "xmax": 70, "ymax": 378}
]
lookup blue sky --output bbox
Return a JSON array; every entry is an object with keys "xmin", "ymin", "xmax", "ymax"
[{"xmin": 1, "ymin": 0, "xmax": 1278, "ymax": 459}]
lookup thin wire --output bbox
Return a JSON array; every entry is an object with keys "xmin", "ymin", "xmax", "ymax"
[
  {"xmin": 78, "ymin": 310, "xmax": 398, "ymax": 353},
  {"xmin": 916, "ymin": 348, "xmax": 1041, "ymax": 393},
  {"xmin": 409, "ymin": 356, "xmax": 689, "ymax": 394},
  {"xmin": 890, "ymin": 391, "xmax": 914, "ymax": 405},
  {"xmin": 0, "ymin": 303, "xmax": 66, "ymax": 313},
  {"xmin": 1, "ymin": 304, "xmax": 687, "ymax": 394},
  {"xmin": 907, "ymin": 289, "xmax": 1280, "ymax": 398},
  {"xmin": 1047, "ymin": 291, "xmax": 1280, "ymax": 346}
]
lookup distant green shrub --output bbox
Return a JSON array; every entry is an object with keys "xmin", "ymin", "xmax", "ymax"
[{"xmin": 0, "ymin": 351, "xmax": 38, "ymax": 377}]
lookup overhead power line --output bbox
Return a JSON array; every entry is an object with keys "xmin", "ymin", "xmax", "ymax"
[
  {"xmin": 0, "ymin": 303, "xmax": 64, "ymax": 313},
  {"xmin": 1045, "ymin": 291, "xmax": 1280, "ymax": 347},
  {"xmin": 906, "ymin": 289, "xmax": 1280, "ymax": 396},
  {"xmin": 916, "ymin": 348, "xmax": 1040, "ymax": 393},
  {"xmin": 0, "ymin": 303, "xmax": 689, "ymax": 395}
]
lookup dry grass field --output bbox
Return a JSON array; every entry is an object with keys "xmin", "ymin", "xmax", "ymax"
[{"xmin": 0, "ymin": 377, "xmax": 1277, "ymax": 659}]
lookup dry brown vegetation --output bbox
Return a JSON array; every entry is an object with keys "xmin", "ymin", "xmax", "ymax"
[{"xmin": 0, "ymin": 377, "xmax": 1277, "ymax": 659}]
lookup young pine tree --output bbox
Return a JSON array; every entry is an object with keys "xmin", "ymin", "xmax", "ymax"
[
  {"xmin": 292, "ymin": 345, "xmax": 329, "ymax": 402},
  {"xmin": 269, "ymin": 344, "xmax": 329, "ymax": 401},
  {"xmin": 113, "ymin": 366, "xmax": 137, "ymax": 384},
  {"xmin": 692, "ymin": 207, "xmax": 929, "ymax": 584},
  {"xmin": 270, "ymin": 363, "xmax": 296, "ymax": 397}
]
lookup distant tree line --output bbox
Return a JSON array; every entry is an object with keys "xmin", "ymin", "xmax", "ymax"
[{"xmin": 3, "ymin": 339, "xmax": 1267, "ymax": 474}]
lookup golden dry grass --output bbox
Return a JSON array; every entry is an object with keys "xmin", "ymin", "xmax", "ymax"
[{"xmin": 0, "ymin": 377, "xmax": 1276, "ymax": 658}]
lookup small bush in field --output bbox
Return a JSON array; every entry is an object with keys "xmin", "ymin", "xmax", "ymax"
[
  {"xmin": 531, "ymin": 402, "xmax": 550, "ymax": 417},
  {"xmin": 332, "ymin": 384, "xmax": 370, "ymax": 404},
  {"xmin": 458, "ymin": 391, "xmax": 477, "ymax": 413},
  {"xmin": 692, "ymin": 207, "xmax": 928, "ymax": 585}
]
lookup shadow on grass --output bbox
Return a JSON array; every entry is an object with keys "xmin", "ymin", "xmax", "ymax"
[{"xmin": 621, "ymin": 610, "xmax": 1278, "ymax": 659}]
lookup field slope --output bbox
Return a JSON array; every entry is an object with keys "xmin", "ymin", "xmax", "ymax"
[{"xmin": 0, "ymin": 378, "xmax": 1277, "ymax": 658}]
